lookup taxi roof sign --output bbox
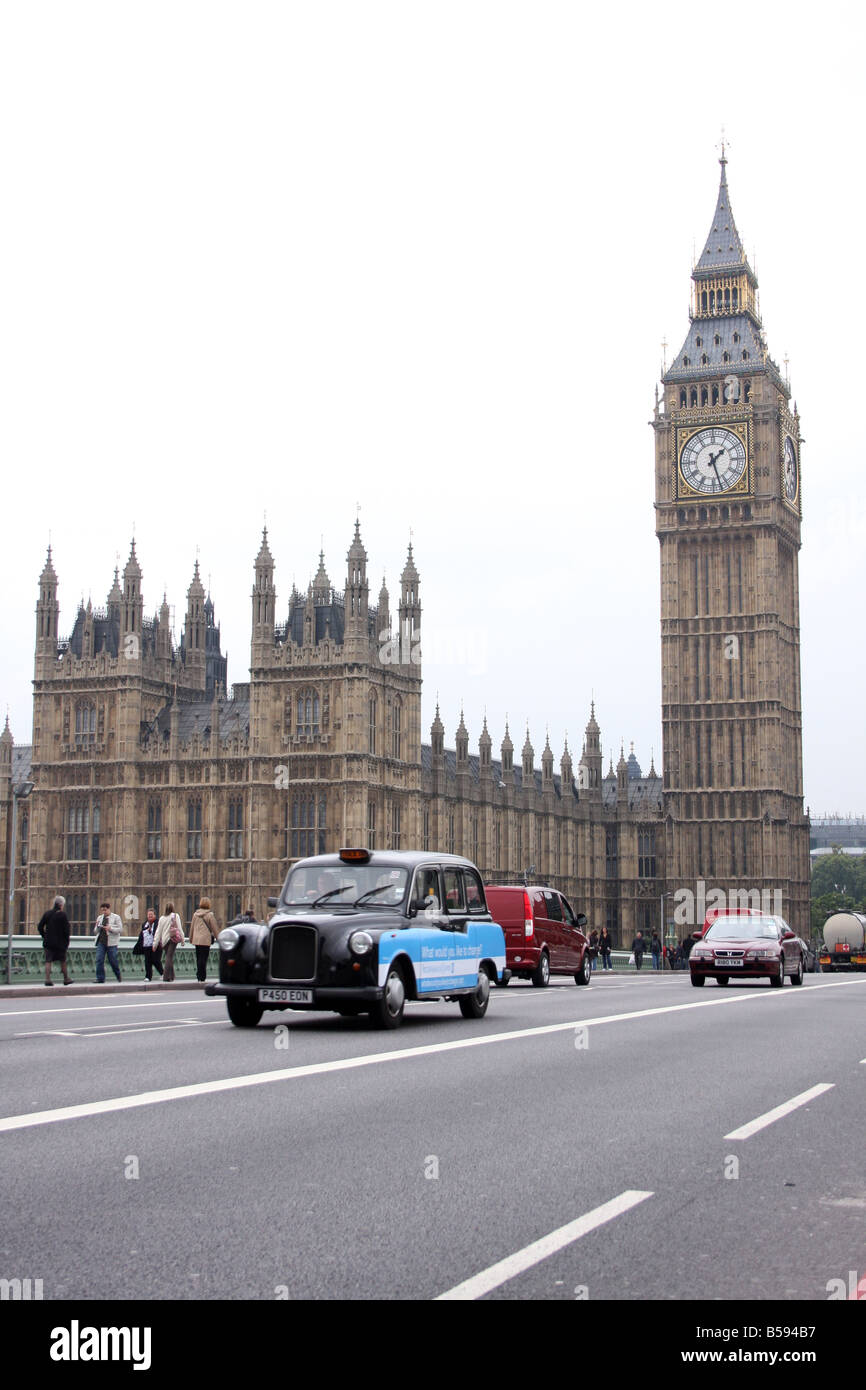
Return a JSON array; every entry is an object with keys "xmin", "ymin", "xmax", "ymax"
[{"xmin": 339, "ymin": 847, "xmax": 371, "ymax": 863}]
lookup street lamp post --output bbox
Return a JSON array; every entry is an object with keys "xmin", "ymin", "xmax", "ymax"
[{"xmin": 6, "ymin": 780, "xmax": 34, "ymax": 985}]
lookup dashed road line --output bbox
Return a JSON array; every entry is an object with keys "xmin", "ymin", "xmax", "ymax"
[
  {"xmin": 435, "ymin": 1190, "xmax": 654, "ymax": 1300},
  {"xmin": 724, "ymin": 1083, "xmax": 835, "ymax": 1141}
]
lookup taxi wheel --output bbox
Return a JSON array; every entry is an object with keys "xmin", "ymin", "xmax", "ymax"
[
  {"xmin": 574, "ymin": 953, "xmax": 591, "ymax": 986},
  {"xmin": 690, "ymin": 973, "xmax": 705, "ymax": 987},
  {"xmin": 227, "ymin": 997, "xmax": 263, "ymax": 1028},
  {"xmin": 370, "ymin": 966, "xmax": 406, "ymax": 1029},
  {"xmin": 459, "ymin": 969, "xmax": 491, "ymax": 1019},
  {"xmin": 531, "ymin": 953, "xmax": 550, "ymax": 988},
  {"xmin": 770, "ymin": 961, "xmax": 785, "ymax": 987},
  {"xmin": 790, "ymin": 954, "xmax": 804, "ymax": 987}
]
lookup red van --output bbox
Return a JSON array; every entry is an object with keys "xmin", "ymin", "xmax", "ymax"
[{"xmin": 485, "ymin": 885, "xmax": 590, "ymax": 987}]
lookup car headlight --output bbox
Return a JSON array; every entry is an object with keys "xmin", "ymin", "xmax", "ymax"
[
  {"xmin": 753, "ymin": 949, "xmax": 777, "ymax": 959},
  {"xmin": 348, "ymin": 931, "xmax": 373, "ymax": 956},
  {"xmin": 691, "ymin": 947, "xmax": 710, "ymax": 960},
  {"xmin": 218, "ymin": 927, "xmax": 240, "ymax": 952}
]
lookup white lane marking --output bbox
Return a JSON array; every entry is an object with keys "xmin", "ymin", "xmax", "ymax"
[
  {"xmin": 435, "ymin": 1191, "xmax": 654, "ymax": 1301},
  {"xmin": 15, "ymin": 1020, "xmax": 224, "ymax": 1039},
  {"xmin": 0, "ymin": 999, "xmax": 217, "ymax": 1019},
  {"xmin": 724, "ymin": 1084, "xmax": 836, "ymax": 1141},
  {"xmin": 1, "ymin": 979, "xmax": 862, "ymax": 1135}
]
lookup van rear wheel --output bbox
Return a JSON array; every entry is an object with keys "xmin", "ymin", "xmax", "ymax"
[
  {"xmin": 574, "ymin": 953, "xmax": 591, "ymax": 986},
  {"xmin": 531, "ymin": 953, "xmax": 550, "ymax": 988}
]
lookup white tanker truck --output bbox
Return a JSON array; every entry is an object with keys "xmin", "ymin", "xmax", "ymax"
[{"xmin": 820, "ymin": 911, "xmax": 866, "ymax": 972}]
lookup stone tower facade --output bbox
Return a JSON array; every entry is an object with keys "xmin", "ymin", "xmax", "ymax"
[{"xmin": 653, "ymin": 152, "xmax": 810, "ymax": 933}]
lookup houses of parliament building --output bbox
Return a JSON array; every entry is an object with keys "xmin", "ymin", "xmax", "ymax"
[{"xmin": 0, "ymin": 157, "xmax": 811, "ymax": 942}]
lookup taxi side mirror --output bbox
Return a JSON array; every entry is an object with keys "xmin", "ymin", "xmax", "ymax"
[{"xmin": 267, "ymin": 897, "xmax": 278, "ymax": 909}]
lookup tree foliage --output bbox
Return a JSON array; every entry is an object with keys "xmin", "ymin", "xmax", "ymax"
[{"xmin": 810, "ymin": 851, "xmax": 866, "ymax": 936}]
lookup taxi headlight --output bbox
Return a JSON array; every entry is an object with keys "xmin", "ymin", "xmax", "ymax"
[
  {"xmin": 349, "ymin": 931, "xmax": 373, "ymax": 957},
  {"xmin": 218, "ymin": 928, "xmax": 240, "ymax": 952},
  {"xmin": 691, "ymin": 947, "xmax": 711, "ymax": 960}
]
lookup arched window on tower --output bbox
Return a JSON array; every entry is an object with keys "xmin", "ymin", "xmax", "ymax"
[
  {"xmin": 680, "ymin": 390, "xmax": 687, "ymax": 408},
  {"xmin": 701, "ymin": 387, "xmax": 708, "ymax": 406},
  {"xmin": 369, "ymin": 693, "xmax": 377, "ymax": 754},
  {"xmin": 690, "ymin": 388, "xmax": 698, "ymax": 407}
]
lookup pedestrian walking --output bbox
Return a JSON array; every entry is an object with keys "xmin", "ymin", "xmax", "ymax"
[
  {"xmin": 631, "ymin": 929, "xmax": 645, "ymax": 970},
  {"xmin": 598, "ymin": 925, "xmax": 613, "ymax": 971},
  {"xmin": 651, "ymin": 931, "xmax": 662, "ymax": 971},
  {"xmin": 93, "ymin": 901, "xmax": 123, "ymax": 982},
  {"xmin": 588, "ymin": 928, "xmax": 599, "ymax": 973},
  {"xmin": 37, "ymin": 895, "xmax": 72, "ymax": 986},
  {"xmin": 189, "ymin": 897, "xmax": 219, "ymax": 982},
  {"xmin": 156, "ymin": 902, "xmax": 184, "ymax": 982},
  {"xmin": 139, "ymin": 909, "xmax": 164, "ymax": 982}
]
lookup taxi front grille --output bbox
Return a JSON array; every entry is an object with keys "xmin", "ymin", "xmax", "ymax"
[{"xmin": 270, "ymin": 925, "xmax": 317, "ymax": 981}]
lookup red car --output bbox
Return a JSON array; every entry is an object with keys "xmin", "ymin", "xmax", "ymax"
[
  {"xmin": 485, "ymin": 885, "xmax": 590, "ymax": 987},
  {"xmin": 689, "ymin": 912, "xmax": 806, "ymax": 988}
]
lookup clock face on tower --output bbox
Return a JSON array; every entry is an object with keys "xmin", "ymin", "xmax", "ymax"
[
  {"xmin": 783, "ymin": 435, "xmax": 799, "ymax": 505},
  {"xmin": 678, "ymin": 426, "xmax": 748, "ymax": 496}
]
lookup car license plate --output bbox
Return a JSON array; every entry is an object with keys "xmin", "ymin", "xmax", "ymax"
[
  {"xmin": 258, "ymin": 988, "xmax": 313, "ymax": 1004},
  {"xmin": 720, "ymin": 959, "xmax": 743, "ymax": 967}
]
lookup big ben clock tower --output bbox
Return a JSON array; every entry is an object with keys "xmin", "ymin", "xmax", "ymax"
[{"xmin": 654, "ymin": 151, "xmax": 810, "ymax": 935}]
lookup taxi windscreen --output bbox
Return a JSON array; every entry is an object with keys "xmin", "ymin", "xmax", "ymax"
[{"xmin": 281, "ymin": 863, "xmax": 409, "ymax": 908}]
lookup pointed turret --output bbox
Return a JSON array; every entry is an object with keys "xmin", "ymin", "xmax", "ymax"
[
  {"xmin": 346, "ymin": 520, "xmax": 369, "ymax": 621},
  {"xmin": 399, "ymin": 541, "xmax": 421, "ymax": 662},
  {"xmin": 522, "ymin": 725, "xmax": 534, "ymax": 781},
  {"xmin": 312, "ymin": 550, "xmax": 331, "ymax": 602},
  {"xmin": 501, "ymin": 722, "xmax": 514, "ymax": 783},
  {"xmin": 252, "ymin": 528, "xmax": 276, "ymax": 664},
  {"xmin": 430, "ymin": 702, "xmax": 445, "ymax": 760},
  {"xmin": 479, "ymin": 714, "xmax": 492, "ymax": 776},
  {"xmin": 560, "ymin": 735, "xmax": 573, "ymax": 791},
  {"xmin": 579, "ymin": 700, "xmax": 603, "ymax": 796},
  {"xmin": 182, "ymin": 559, "xmax": 207, "ymax": 689},
  {"xmin": 456, "ymin": 709, "xmax": 469, "ymax": 769},
  {"xmin": 616, "ymin": 743, "xmax": 629, "ymax": 797},
  {"xmin": 35, "ymin": 546, "xmax": 60, "ymax": 673},
  {"xmin": 542, "ymin": 732, "xmax": 554, "ymax": 786},
  {"xmin": 121, "ymin": 540, "xmax": 144, "ymax": 657},
  {"xmin": 378, "ymin": 575, "xmax": 390, "ymax": 638}
]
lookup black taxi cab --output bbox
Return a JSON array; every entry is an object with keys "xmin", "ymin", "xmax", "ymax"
[{"xmin": 205, "ymin": 848, "xmax": 507, "ymax": 1029}]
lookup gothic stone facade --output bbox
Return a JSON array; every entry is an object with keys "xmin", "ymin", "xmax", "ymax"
[{"xmin": 4, "ymin": 524, "xmax": 663, "ymax": 946}]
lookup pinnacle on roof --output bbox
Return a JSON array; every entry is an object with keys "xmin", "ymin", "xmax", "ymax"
[
  {"xmin": 522, "ymin": 725, "xmax": 534, "ymax": 756},
  {"xmin": 401, "ymin": 541, "xmax": 419, "ymax": 583},
  {"xmin": 312, "ymin": 550, "xmax": 330, "ymax": 595},
  {"xmin": 188, "ymin": 559, "xmax": 205, "ymax": 598},
  {"xmin": 123, "ymin": 539, "xmax": 142, "ymax": 579},
  {"xmin": 107, "ymin": 567, "xmax": 122, "ymax": 605},
  {"xmin": 501, "ymin": 721, "xmax": 513, "ymax": 752},
  {"xmin": 347, "ymin": 518, "xmax": 367, "ymax": 561},
  {"xmin": 457, "ymin": 707, "xmax": 468, "ymax": 738},
  {"xmin": 40, "ymin": 546, "xmax": 57, "ymax": 583},
  {"xmin": 585, "ymin": 700, "xmax": 600, "ymax": 736},
  {"xmin": 695, "ymin": 150, "xmax": 753, "ymax": 278},
  {"xmin": 430, "ymin": 701, "xmax": 444, "ymax": 735},
  {"xmin": 256, "ymin": 527, "xmax": 274, "ymax": 566}
]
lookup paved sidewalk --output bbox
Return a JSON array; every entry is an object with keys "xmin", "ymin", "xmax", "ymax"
[{"xmin": 0, "ymin": 979, "xmax": 214, "ymax": 1000}]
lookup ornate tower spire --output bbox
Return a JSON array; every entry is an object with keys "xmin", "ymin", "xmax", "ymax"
[
  {"xmin": 35, "ymin": 546, "xmax": 59, "ymax": 673},
  {"xmin": 251, "ymin": 527, "xmax": 276, "ymax": 663}
]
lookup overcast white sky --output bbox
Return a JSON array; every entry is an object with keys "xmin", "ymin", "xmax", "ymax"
[{"xmin": 1, "ymin": 2, "xmax": 863, "ymax": 814}]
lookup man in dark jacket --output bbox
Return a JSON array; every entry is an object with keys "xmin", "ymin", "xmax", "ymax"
[
  {"xmin": 631, "ymin": 929, "xmax": 646, "ymax": 970},
  {"xmin": 37, "ymin": 895, "xmax": 72, "ymax": 986}
]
